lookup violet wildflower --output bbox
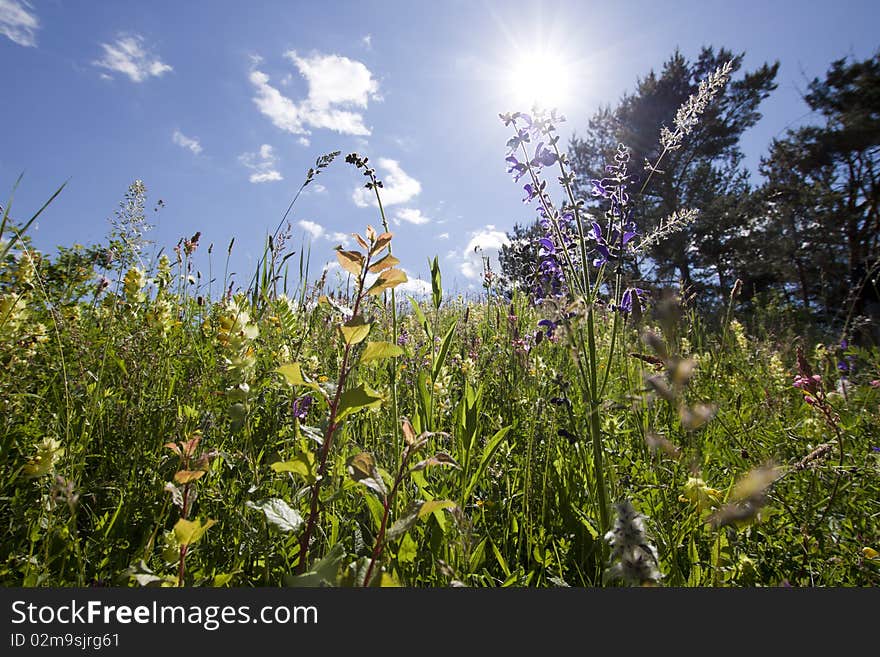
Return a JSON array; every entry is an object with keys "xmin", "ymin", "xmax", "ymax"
[{"xmin": 292, "ymin": 394, "xmax": 313, "ymax": 421}]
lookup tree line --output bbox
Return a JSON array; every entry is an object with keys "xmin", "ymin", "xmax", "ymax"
[{"xmin": 500, "ymin": 47, "xmax": 880, "ymax": 338}]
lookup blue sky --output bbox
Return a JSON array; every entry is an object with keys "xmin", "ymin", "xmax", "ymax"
[{"xmin": 2, "ymin": 0, "xmax": 878, "ymax": 297}]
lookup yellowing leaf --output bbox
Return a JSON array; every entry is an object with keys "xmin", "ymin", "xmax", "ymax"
[
  {"xmin": 347, "ymin": 452, "xmax": 387, "ymax": 497},
  {"xmin": 863, "ymin": 547, "xmax": 879, "ymax": 560},
  {"xmin": 174, "ymin": 470, "xmax": 205, "ymax": 485},
  {"xmin": 411, "ymin": 452, "xmax": 461, "ymax": 471},
  {"xmin": 173, "ymin": 517, "xmax": 216, "ymax": 547},
  {"xmin": 361, "ymin": 341, "xmax": 403, "ymax": 362},
  {"xmin": 371, "ymin": 232, "xmax": 393, "ymax": 255},
  {"xmin": 336, "ymin": 249, "xmax": 364, "ymax": 276},
  {"xmin": 367, "ymin": 268, "xmax": 407, "ymax": 296},
  {"xmin": 368, "ymin": 253, "xmax": 400, "ymax": 273},
  {"xmin": 401, "ymin": 417, "xmax": 417, "ymax": 446},
  {"xmin": 418, "ymin": 499, "xmax": 457, "ymax": 520},
  {"xmin": 352, "ymin": 233, "xmax": 370, "ymax": 250},
  {"xmin": 340, "ymin": 315, "xmax": 371, "ymax": 345},
  {"xmin": 276, "ymin": 363, "xmax": 307, "ymax": 386}
]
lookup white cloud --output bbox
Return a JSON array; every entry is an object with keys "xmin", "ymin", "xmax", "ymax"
[
  {"xmin": 297, "ymin": 136, "xmax": 310, "ymax": 147},
  {"xmin": 352, "ymin": 158, "xmax": 421, "ymax": 208},
  {"xmin": 437, "ymin": 232, "xmax": 449, "ymax": 240},
  {"xmin": 458, "ymin": 227, "xmax": 510, "ymax": 280},
  {"xmin": 239, "ymin": 144, "xmax": 282, "ymax": 183},
  {"xmin": 0, "ymin": 0, "xmax": 38, "ymax": 47},
  {"xmin": 297, "ymin": 223, "xmax": 350, "ymax": 248},
  {"xmin": 93, "ymin": 34, "xmax": 172, "ymax": 82},
  {"xmin": 361, "ymin": 34, "xmax": 372, "ymax": 50},
  {"xmin": 394, "ymin": 208, "xmax": 430, "ymax": 226},
  {"xmin": 249, "ymin": 69, "xmax": 306, "ymax": 134},
  {"xmin": 298, "ymin": 220, "xmax": 324, "ymax": 240},
  {"xmin": 249, "ymin": 51, "xmax": 380, "ymax": 137},
  {"xmin": 397, "ymin": 270, "xmax": 431, "ymax": 296},
  {"xmin": 172, "ymin": 130, "xmax": 202, "ymax": 155}
]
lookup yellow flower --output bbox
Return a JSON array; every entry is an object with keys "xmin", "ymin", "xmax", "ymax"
[
  {"xmin": 23, "ymin": 438, "xmax": 64, "ymax": 479},
  {"xmin": 679, "ymin": 476, "xmax": 723, "ymax": 510}
]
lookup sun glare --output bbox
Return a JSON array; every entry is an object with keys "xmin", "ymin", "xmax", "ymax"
[{"xmin": 508, "ymin": 49, "xmax": 572, "ymax": 110}]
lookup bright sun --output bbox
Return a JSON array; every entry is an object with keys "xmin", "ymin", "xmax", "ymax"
[{"xmin": 508, "ymin": 49, "xmax": 572, "ymax": 110}]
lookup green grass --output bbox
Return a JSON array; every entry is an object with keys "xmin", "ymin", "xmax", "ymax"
[{"xmin": 1, "ymin": 222, "xmax": 878, "ymax": 588}]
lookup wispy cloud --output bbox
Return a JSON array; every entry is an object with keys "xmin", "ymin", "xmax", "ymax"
[
  {"xmin": 93, "ymin": 34, "xmax": 172, "ymax": 82},
  {"xmin": 361, "ymin": 34, "xmax": 372, "ymax": 50},
  {"xmin": 249, "ymin": 50, "xmax": 380, "ymax": 137},
  {"xmin": 0, "ymin": 0, "xmax": 38, "ymax": 47},
  {"xmin": 352, "ymin": 159, "xmax": 421, "ymax": 208},
  {"xmin": 239, "ymin": 144, "xmax": 282, "ymax": 183},
  {"xmin": 437, "ymin": 232, "xmax": 450, "ymax": 240},
  {"xmin": 394, "ymin": 208, "xmax": 431, "ymax": 226},
  {"xmin": 458, "ymin": 225, "xmax": 509, "ymax": 280},
  {"xmin": 172, "ymin": 130, "xmax": 202, "ymax": 155}
]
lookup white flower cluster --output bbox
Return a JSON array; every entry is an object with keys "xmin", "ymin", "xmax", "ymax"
[{"xmin": 604, "ymin": 500, "xmax": 662, "ymax": 586}]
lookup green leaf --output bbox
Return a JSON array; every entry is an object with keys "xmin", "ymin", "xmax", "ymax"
[
  {"xmin": 285, "ymin": 543, "xmax": 346, "ymax": 587},
  {"xmin": 432, "ymin": 319, "xmax": 458, "ymax": 382},
  {"xmin": 173, "ymin": 518, "xmax": 217, "ymax": 547},
  {"xmin": 398, "ymin": 533, "xmax": 418, "ymax": 563},
  {"xmin": 347, "ymin": 452, "xmax": 388, "ymax": 497},
  {"xmin": 340, "ymin": 315, "xmax": 371, "ymax": 345},
  {"xmin": 335, "ymin": 384, "xmax": 384, "ymax": 422},
  {"xmin": 463, "ymin": 426, "xmax": 512, "ymax": 505},
  {"xmin": 408, "ymin": 296, "xmax": 432, "ymax": 339},
  {"xmin": 246, "ymin": 498, "xmax": 304, "ymax": 533},
  {"xmin": 361, "ymin": 341, "xmax": 404, "ymax": 363},
  {"xmin": 430, "ymin": 255, "xmax": 442, "ymax": 310},
  {"xmin": 270, "ymin": 450, "xmax": 317, "ymax": 483},
  {"xmin": 367, "ymin": 268, "xmax": 407, "ymax": 295}
]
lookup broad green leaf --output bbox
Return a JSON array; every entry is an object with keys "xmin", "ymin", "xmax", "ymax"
[
  {"xmin": 276, "ymin": 362, "xmax": 307, "ymax": 386},
  {"xmin": 361, "ymin": 341, "xmax": 403, "ymax": 363},
  {"xmin": 367, "ymin": 268, "xmax": 407, "ymax": 295},
  {"xmin": 368, "ymin": 253, "xmax": 400, "ymax": 273},
  {"xmin": 336, "ymin": 248, "xmax": 364, "ymax": 276},
  {"xmin": 397, "ymin": 533, "xmax": 418, "ymax": 563},
  {"xmin": 284, "ymin": 543, "xmax": 346, "ymax": 587},
  {"xmin": 386, "ymin": 501, "xmax": 423, "ymax": 542},
  {"xmin": 173, "ymin": 517, "xmax": 217, "ymax": 547},
  {"xmin": 270, "ymin": 450, "xmax": 317, "ymax": 483},
  {"xmin": 340, "ymin": 315, "xmax": 371, "ymax": 345},
  {"xmin": 335, "ymin": 384, "xmax": 384, "ymax": 422},
  {"xmin": 246, "ymin": 498, "xmax": 304, "ymax": 533},
  {"xmin": 347, "ymin": 452, "xmax": 388, "ymax": 497}
]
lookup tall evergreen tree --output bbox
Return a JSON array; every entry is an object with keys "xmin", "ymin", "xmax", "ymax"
[{"xmin": 569, "ymin": 47, "xmax": 778, "ymax": 301}]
